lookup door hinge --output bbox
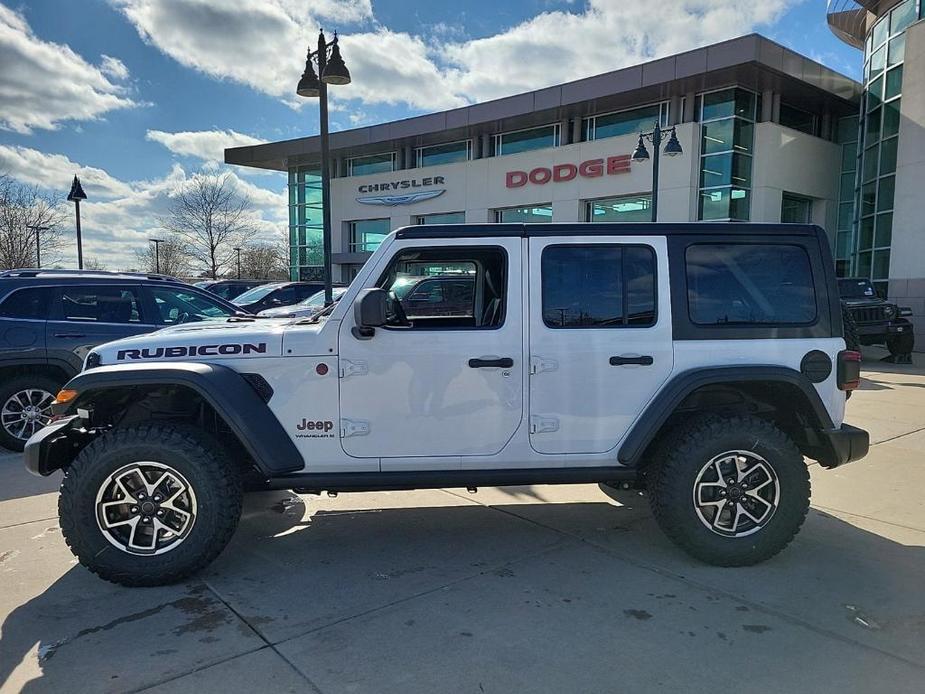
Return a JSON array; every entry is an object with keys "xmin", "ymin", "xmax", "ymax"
[
  {"xmin": 340, "ymin": 418, "xmax": 370, "ymax": 438},
  {"xmin": 339, "ymin": 359, "xmax": 369, "ymax": 378},
  {"xmin": 530, "ymin": 414, "xmax": 559, "ymax": 434},
  {"xmin": 530, "ymin": 356, "xmax": 559, "ymax": 375}
]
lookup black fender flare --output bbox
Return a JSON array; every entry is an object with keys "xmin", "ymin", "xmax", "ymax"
[
  {"xmin": 60, "ymin": 362, "xmax": 302, "ymax": 475},
  {"xmin": 618, "ymin": 366, "xmax": 835, "ymax": 466}
]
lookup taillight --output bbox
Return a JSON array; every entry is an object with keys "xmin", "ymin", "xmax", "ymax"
[{"xmin": 837, "ymin": 350, "xmax": 861, "ymax": 391}]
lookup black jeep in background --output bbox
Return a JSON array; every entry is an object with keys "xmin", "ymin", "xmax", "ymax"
[
  {"xmin": 838, "ymin": 277, "xmax": 914, "ymax": 362},
  {"xmin": 0, "ymin": 269, "xmax": 244, "ymax": 451}
]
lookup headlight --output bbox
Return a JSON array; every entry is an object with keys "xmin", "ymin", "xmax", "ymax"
[
  {"xmin": 884, "ymin": 305, "xmax": 895, "ymax": 317},
  {"xmin": 85, "ymin": 351, "xmax": 101, "ymax": 369}
]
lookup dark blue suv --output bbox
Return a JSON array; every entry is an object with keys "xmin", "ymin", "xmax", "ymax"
[{"xmin": 0, "ymin": 269, "xmax": 243, "ymax": 450}]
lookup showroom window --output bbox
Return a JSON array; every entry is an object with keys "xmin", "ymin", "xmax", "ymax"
[
  {"xmin": 494, "ymin": 205, "xmax": 553, "ymax": 223},
  {"xmin": 697, "ymin": 88, "xmax": 756, "ymax": 221},
  {"xmin": 585, "ymin": 195, "xmax": 652, "ymax": 222},
  {"xmin": 541, "ymin": 245, "xmax": 656, "ymax": 328},
  {"xmin": 348, "ymin": 218, "xmax": 391, "ymax": 252},
  {"xmin": 779, "ymin": 103, "xmax": 818, "ymax": 136},
  {"xmin": 415, "ymin": 212, "xmax": 466, "ymax": 224},
  {"xmin": 583, "ymin": 103, "xmax": 668, "ymax": 141},
  {"xmin": 348, "ymin": 153, "xmax": 395, "ymax": 176},
  {"xmin": 492, "ymin": 124, "xmax": 560, "ymax": 156},
  {"xmin": 781, "ymin": 193, "xmax": 813, "ymax": 224},
  {"xmin": 415, "ymin": 141, "xmax": 470, "ymax": 167},
  {"xmin": 288, "ymin": 165, "xmax": 324, "ymax": 281}
]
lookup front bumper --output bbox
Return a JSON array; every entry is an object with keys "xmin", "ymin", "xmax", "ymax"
[
  {"xmin": 816, "ymin": 423, "xmax": 870, "ymax": 469},
  {"xmin": 856, "ymin": 321, "xmax": 912, "ymax": 337},
  {"xmin": 24, "ymin": 415, "xmax": 83, "ymax": 477}
]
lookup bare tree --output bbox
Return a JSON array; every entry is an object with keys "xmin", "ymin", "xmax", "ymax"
[
  {"xmin": 83, "ymin": 257, "xmax": 107, "ymax": 271},
  {"xmin": 159, "ymin": 173, "xmax": 256, "ymax": 279},
  {"xmin": 238, "ymin": 240, "xmax": 289, "ymax": 280},
  {"xmin": 134, "ymin": 236, "xmax": 191, "ymax": 278},
  {"xmin": 0, "ymin": 174, "xmax": 68, "ymax": 270}
]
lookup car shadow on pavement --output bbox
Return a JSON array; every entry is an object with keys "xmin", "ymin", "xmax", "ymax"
[{"xmin": 2, "ymin": 489, "xmax": 924, "ymax": 692}]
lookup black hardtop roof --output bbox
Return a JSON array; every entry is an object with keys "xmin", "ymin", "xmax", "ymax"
[{"xmin": 395, "ymin": 222, "xmax": 826, "ymax": 240}]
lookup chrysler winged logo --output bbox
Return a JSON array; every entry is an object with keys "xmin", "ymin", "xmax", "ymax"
[{"xmin": 356, "ymin": 189, "xmax": 445, "ymax": 207}]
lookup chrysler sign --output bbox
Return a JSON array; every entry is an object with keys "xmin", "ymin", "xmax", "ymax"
[
  {"xmin": 357, "ymin": 175, "xmax": 446, "ymax": 206},
  {"xmin": 506, "ymin": 155, "xmax": 631, "ymax": 188}
]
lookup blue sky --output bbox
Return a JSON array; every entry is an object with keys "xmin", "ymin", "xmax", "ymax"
[{"xmin": 0, "ymin": 0, "xmax": 860, "ymax": 270}]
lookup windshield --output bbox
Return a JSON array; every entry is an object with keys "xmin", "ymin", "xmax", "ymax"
[
  {"xmin": 838, "ymin": 278, "xmax": 877, "ymax": 299},
  {"xmin": 295, "ymin": 286, "xmax": 348, "ymax": 308},
  {"xmin": 233, "ymin": 283, "xmax": 285, "ymax": 305}
]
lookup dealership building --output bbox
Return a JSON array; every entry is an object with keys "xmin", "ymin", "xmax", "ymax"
[{"xmin": 226, "ymin": 16, "xmax": 925, "ymax": 345}]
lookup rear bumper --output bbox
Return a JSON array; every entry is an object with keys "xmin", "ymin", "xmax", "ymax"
[
  {"xmin": 24, "ymin": 415, "xmax": 82, "ymax": 477},
  {"xmin": 816, "ymin": 423, "xmax": 870, "ymax": 469}
]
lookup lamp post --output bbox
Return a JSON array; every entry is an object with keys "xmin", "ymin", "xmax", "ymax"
[
  {"xmin": 296, "ymin": 30, "xmax": 351, "ymax": 307},
  {"xmin": 149, "ymin": 238, "xmax": 164, "ymax": 274},
  {"xmin": 66, "ymin": 175, "xmax": 87, "ymax": 269},
  {"xmin": 631, "ymin": 122, "xmax": 683, "ymax": 222},
  {"xmin": 26, "ymin": 225, "xmax": 48, "ymax": 268},
  {"xmin": 233, "ymin": 247, "xmax": 242, "ymax": 279}
]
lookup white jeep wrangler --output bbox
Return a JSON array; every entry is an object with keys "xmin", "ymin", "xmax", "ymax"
[{"xmin": 25, "ymin": 223, "xmax": 869, "ymax": 586}]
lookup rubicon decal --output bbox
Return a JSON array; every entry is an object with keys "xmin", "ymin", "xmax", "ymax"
[
  {"xmin": 506, "ymin": 155, "xmax": 631, "ymax": 188},
  {"xmin": 116, "ymin": 343, "xmax": 268, "ymax": 360}
]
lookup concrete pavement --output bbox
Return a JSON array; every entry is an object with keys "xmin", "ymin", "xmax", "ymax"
[{"xmin": 1, "ymin": 350, "xmax": 923, "ymax": 693}]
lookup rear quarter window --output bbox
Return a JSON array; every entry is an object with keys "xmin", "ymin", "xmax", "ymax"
[
  {"xmin": 0, "ymin": 287, "xmax": 49, "ymax": 319},
  {"xmin": 686, "ymin": 244, "xmax": 816, "ymax": 325}
]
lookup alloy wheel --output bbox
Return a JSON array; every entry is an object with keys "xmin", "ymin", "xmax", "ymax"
[
  {"xmin": 1, "ymin": 388, "xmax": 54, "ymax": 441},
  {"xmin": 95, "ymin": 462, "xmax": 198, "ymax": 555},
  {"xmin": 692, "ymin": 450, "xmax": 780, "ymax": 538}
]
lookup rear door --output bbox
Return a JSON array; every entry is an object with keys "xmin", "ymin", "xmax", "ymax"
[
  {"xmin": 528, "ymin": 235, "xmax": 673, "ymax": 455},
  {"xmin": 0, "ymin": 286, "xmax": 49, "ymax": 365},
  {"xmin": 46, "ymin": 284, "xmax": 154, "ymax": 370}
]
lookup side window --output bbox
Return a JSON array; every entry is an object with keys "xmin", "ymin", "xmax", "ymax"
[
  {"xmin": 0, "ymin": 287, "xmax": 49, "ymax": 319},
  {"xmin": 686, "ymin": 244, "xmax": 816, "ymax": 325},
  {"xmin": 150, "ymin": 287, "xmax": 235, "ymax": 324},
  {"xmin": 59, "ymin": 286, "xmax": 143, "ymax": 323},
  {"xmin": 542, "ymin": 245, "xmax": 656, "ymax": 328},
  {"xmin": 377, "ymin": 246, "xmax": 506, "ymax": 329}
]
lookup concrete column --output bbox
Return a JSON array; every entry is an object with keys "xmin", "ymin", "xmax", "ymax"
[
  {"xmin": 669, "ymin": 95, "xmax": 682, "ymax": 125},
  {"xmin": 552, "ymin": 199, "xmax": 582, "ymax": 223},
  {"xmin": 771, "ymin": 93, "xmax": 781, "ymax": 123},
  {"xmin": 481, "ymin": 134, "xmax": 492, "ymax": 158},
  {"xmin": 403, "ymin": 145, "xmax": 414, "ymax": 169},
  {"xmin": 571, "ymin": 118, "xmax": 583, "ymax": 144},
  {"xmin": 761, "ymin": 90, "xmax": 774, "ymax": 122},
  {"xmin": 472, "ymin": 136, "xmax": 482, "ymax": 160},
  {"xmin": 559, "ymin": 118, "xmax": 570, "ymax": 145},
  {"xmin": 683, "ymin": 91, "xmax": 696, "ymax": 122}
]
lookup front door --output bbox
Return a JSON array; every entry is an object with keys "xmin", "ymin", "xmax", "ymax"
[
  {"xmin": 337, "ymin": 238, "xmax": 523, "ymax": 462},
  {"xmin": 528, "ymin": 235, "xmax": 673, "ymax": 455}
]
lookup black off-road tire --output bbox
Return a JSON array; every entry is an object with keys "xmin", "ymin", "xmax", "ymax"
[
  {"xmin": 649, "ymin": 414, "xmax": 810, "ymax": 566},
  {"xmin": 59, "ymin": 423, "xmax": 243, "ymax": 587},
  {"xmin": 0, "ymin": 374, "xmax": 62, "ymax": 452},
  {"xmin": 841, "ymin": 304, "xmax": 861, "ymax": 352},
  {"xmin": 886, "ymin": 328, "xmax": 914, "ymax": 358}
]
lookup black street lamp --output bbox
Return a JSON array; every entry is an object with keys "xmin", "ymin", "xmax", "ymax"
[
  {"xmin": 631, "ymin": 122, "xmax": 683, "ymax": 222},
  {"xmin": 296, "ymin": 30, "xmax": 351, "ymax": 307},
  {"xmin": 233, "ymin": 247, "xmax": 242, "ymax": 279},
  {"xmin": 66, "ymin": 175, "xmax": 87, "ymax": 269},
  {"xmin": 149, "ymin": 238, "xmax": 164, "ymax": 274},
  {"xmin": 26, "ymin": 224, "xmax": 47, "ymax": 268}
]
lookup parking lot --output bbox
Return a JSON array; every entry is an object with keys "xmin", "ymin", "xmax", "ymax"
[{"xmin": 0, "ymin": 349, "xmax": 923, "ymax": 693}]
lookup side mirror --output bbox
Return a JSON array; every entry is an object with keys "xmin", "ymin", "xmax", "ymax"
[{"xmin": 352, "ymin": 288, "xmax": 388, "ymax": 339}]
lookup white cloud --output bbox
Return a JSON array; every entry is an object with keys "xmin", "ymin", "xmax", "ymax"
[
  {"xmin": 108, "ymin": 0, "xmax": 795, "ymax": 116},
  {"xmin": 0, "ymin": 4, "xmax": 138, "ymax": 133},
  {"xmin": 0, "ymin": 145, "xmax": 287, "ymax": 271},
  {"xmin": 146, "ymin": 129, "xmax": 266, "ymax": 163}
]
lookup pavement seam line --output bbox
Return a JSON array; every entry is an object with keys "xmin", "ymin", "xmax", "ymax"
[
  {"xmin": 447, "ymin": 488, "xmax": 925, "ymax": 673},
  {"xmin": 0, "ymin": 515, "xmax": 59, "ymax": 530},
  {"xmin": 202, "ymin": 580, "xmax": 325, "ymax": 694},
  {"xmin": 870, "ymin": 425, "xmax": 925, "ymax": 447},
  {"xmin": 127, "ymin": 645, "xmax": 271, "ymax": 693},
  {"xmin": 811, "ymin": 504, "xmax": 925, "ymax": 534}
]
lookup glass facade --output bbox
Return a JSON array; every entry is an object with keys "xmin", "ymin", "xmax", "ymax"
[
  {"xmin": 851, "ymin": 0, "xmax": 917, "ymax": 293},
  {"xmin": 494, "ymin": 205, "xmax": 553, "ymax": 223},
  {"xmin": 585, "ymin": 195, "xmax": 652, "ymax": 222},
  {"xmin": 348, "ymin": 218, "xmax": 391, "ymax": 253},
  {"xmin": 779, "ymin": 103, "xmax": 817, "ymax": 135},
  {"xmin": 348, "ymin": 153, "xmax": 395, "ymax": 176},
  {"xmin": 416, "ymin": 141, "xmax": 470, "ymax": 167},
  {"xmin": 781, "ymin": 193, "xmax": 813, "ymax": 223},
  {"xmin": 698, "ymin": 88, "xmax": 756, "ymax": 221},
  {"xmin": 583, "ymin": 103, "xmax": 668, "ymax": 141},
  {"xmin": 492, "ymin": 125, "xmax": 560, "ymax": 156},
  {"xmin": 288, "ymin": 165, "xmax": 324, "ymax": 281},
  {"xmin": 416, "ymin": 212, "xmax": 466, "ymax": 224}
]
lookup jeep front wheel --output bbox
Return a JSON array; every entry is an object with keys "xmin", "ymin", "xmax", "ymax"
[
  {"xmin": 649, "ymin": 415, "xmax": 810, "ymax": 566},
  {"xmin": 59, "ymin": 424, "xmax": 243, "ymax": 586}
]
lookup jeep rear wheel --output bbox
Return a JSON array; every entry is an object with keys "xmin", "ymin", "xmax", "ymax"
[
  {"xmin": 0, "ymin": 374, "xmax": 60, "ymax": 451},
  {"xmin": 649, "ymin": 415, "xmax": 810, "ymax": 566},
  {"xmin": 59, "ymin": 424, "xmax": 242, "ymax": 586}
]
